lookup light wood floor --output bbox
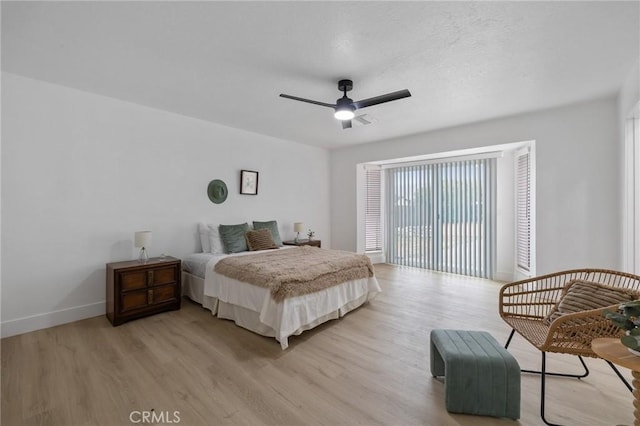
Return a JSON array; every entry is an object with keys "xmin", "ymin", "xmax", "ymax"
[{"xmin": 1, "ymin": 264, "xmax": 634, "ymax": 425}]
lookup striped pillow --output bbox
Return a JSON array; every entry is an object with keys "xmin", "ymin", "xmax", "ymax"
[
  {"xmin": 544, "ymin": 279, "xmax": 638, "ymax": 325},
  {"xmin": 245, "ymin": 229, "xmax": 278, "ymax": 251}
]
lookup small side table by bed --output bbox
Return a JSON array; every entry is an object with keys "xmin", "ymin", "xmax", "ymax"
[
  {"xmin": 282, "ymin": 239, "xmax": 321, "ymax": 248},
  {"xmin": 106, "ymin": 256, "xmax": 181, "ymax": 326},
  {"xmin": 592, "ymin": 337, "xmax": 640, "ymax": 426}
]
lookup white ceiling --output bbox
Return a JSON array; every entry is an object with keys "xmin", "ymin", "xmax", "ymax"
[{"xmin": 2, "ymin": 1, "xmax": 639, "ymax": 149}]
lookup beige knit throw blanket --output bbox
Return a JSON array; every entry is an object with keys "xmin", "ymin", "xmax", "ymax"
[{"xmin": 214, "ymin": 246, "xmax": 375, "ymax": 302}]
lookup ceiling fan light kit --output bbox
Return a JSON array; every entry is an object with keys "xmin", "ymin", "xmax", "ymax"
[
  {"xmin": 334, "ymin": 102, "xmax": 355, "ymax": 120},
  {"xmin": 280, "ymin": 79, "xmax": 411, "ymax": 130}
]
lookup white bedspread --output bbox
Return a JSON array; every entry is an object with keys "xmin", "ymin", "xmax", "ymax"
[{"xmin": 201, "ymin": 249, "xmax": 381, "ymax": 349}]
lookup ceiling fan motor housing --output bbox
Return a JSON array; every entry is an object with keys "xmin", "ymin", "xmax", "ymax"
[
  {"xmin": 338, "ymin": 79, "xmax": 353, "ymax": 93},
  {"xmin": 336, "ymin": 96, "xmax": 355, "ymax": 111}
]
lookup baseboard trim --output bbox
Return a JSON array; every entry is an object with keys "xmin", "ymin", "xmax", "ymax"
[
  {"xmin": 1, "ymin": 301, "xmax": 105, "ymax": 338},
  {"xmin": 366, "ymin": 252, "xmax": 385, "ymax": 264},
  {"xmin": 494, "ymin": 271, "xmax": 515, "ymax": 283}
]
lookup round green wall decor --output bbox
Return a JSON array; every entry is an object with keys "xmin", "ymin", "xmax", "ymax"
[{"xmin": 207, "ymin": 179, "xmax": 228, "ymax": 204}]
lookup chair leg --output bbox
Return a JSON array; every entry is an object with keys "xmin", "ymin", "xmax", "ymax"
[
  {"xmin": 606, "ymin": 360, "xmax": 633, "ymax": 392},
  {"xmin": 506, "ymin": 330, "xmax": 590, "ymax": 379},
  {"xmin": 506, "ymin": 330, "xmax": 632, "ymax": 423},
  {"xmin": 505, "ymin": 328, "xmax": 516, "ymax": 349},
  {"xmin": 540, "ymin": 352, "xmax": 562, "ymax": 426},
  {"xmin": 505, "ymin": 331, "xmax": 590, "ymax": 425},
  {"xmin": 537, "ymin": 357, "xmax": 632, "ymax": 426},
  {"xmin": 522, "ymin": 355, "xmax": 589, "ymax": 379}
]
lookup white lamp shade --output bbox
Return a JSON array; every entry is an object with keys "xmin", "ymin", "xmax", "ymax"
[
  {"xmin": 293, "ymin": 222, "xmax": 304, "ymax": 233},
  {"xmin": 134, "ymin": 231, "xmax": 152, "ymax": 248}
]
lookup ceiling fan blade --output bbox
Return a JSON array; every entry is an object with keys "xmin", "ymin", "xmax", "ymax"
[
  {"xmin": 352, "ymin": 89, "xmax": 411, "ymax": 110},
  {"xmin": 279, "ymin": 94, "xmax": 335, "ymax": 109},
  {"xmin": 341, "ymin": 120, "xmax": 352, "ymax": 130}
]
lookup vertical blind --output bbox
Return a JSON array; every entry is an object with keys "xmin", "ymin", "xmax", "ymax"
[
  {"xmin": 385, "ymin": 158, "xmax": 496, "ymax": 279},
  {"xmin": 516, "ymin": 150, "xmax": 531, "ymax": 273},
  {"xmin": 365, "ymin": 168, "xmax": 382, "ymax": 251}
]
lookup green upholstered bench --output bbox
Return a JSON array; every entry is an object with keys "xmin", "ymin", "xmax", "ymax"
[{"xmin": 430, "ymin": 329, "xmax": 521, "ymax": 419}]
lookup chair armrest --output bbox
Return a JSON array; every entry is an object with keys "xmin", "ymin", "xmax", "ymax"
[{"xmin": 542, "ymin": 304, "xmax": 622, "ymax": 353}]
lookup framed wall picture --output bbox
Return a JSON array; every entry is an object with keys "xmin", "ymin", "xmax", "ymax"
[{"xmin": 240, "ymin": 170, "xmax": 259, "ymax": 195}]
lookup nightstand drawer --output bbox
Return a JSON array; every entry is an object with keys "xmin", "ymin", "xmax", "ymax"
[
  {"xmin": 120, "ymin": 271, "xmax": 147, "ymax": 291},
  {"xmin": 150, "ymin": 267, "xmax": 178, "ymax": 287},
  {"xmin": 152, "ymin": 285, "xmax": 179, "ymax": 304},
  {"xmin": 121, "ymin": 289, "xmax": 148, "ymax": 312}
]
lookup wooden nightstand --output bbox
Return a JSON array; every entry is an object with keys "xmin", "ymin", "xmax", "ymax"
[
  {"xmin": 282, "ymin": 239, "xmax": 321, "ymax": 248},
  {"xmin": 106, "ymin": 256, "xmax": 181, "ymax": 326}
]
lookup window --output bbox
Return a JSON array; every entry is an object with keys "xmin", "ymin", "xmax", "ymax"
[
  {"xmin": 365, "ymin": 167, "xmax": 382, "ymax": 252},
  {"xmin": 385, "ymin": 158, "xmax": 496, "ymax": 279},
  {"xmin": 515, "ymin": 148, "xmax": 531, "ymax": 273}
]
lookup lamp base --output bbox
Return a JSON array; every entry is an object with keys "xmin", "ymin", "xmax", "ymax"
[
  {"xmin": 138, "ymin": 247, "xmax": 148, "ymax": 263},
  {"xmin": 294, "ymin": 233, "xmax": 300, "ymax": 243}
]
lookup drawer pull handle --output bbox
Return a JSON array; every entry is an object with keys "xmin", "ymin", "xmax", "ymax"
[
  {"xmin": 148, "ymin": 289, "xmax": 153, "ymax": 304},
  {"xmin": 147, "ymin": 270, "xmax": 154, "ymax": 284}
]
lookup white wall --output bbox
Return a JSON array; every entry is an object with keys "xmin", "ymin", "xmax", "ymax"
[
  {"xmin": 619, "ymin": 59, "xmax": 639, "ymax": 120},
  {"xmin": 1, "ymin": 72, "xmax": 330, "ymax": 337},
  {"xmin": 495, "ymin": 151, "xmax": 515, "ymax": 281},
  {"xmin": 330, "ymin": 96, "xmax": 620, "ymax": 275},
  {"xmin": 619, "ymin": 58, "xmax": 640, "ymax": 273}
]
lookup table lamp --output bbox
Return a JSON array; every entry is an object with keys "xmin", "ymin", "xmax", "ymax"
[
  {"xmin": 293, "ymin": 222, "xmax": 304, "ymax": 243},
  {"xmin": 134, "ymin": 231, "xmax": 152, "ymax": 262}
]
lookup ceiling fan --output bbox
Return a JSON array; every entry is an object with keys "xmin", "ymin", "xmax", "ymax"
[{"xmin": 279, "ymin": 79, "xmax": 411, "ymax": 129}]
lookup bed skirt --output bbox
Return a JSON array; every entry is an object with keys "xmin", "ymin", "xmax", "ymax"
[{"xmin": 181, "ymin": 271, "xmax": 380, "ymax": 349}]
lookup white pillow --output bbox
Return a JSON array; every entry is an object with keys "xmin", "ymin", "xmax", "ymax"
[
  {"xmin": 207, "ymin": 224, "xmax": 225, "ymax": 254},
  {"xmin": 198, "ymin": 223, "xmax": 211, "ymax": 253}
]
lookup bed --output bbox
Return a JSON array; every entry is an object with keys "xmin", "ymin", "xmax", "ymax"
[{"xmin": 182, "ymin": 246, "xmax": 381, "ymax": 349}]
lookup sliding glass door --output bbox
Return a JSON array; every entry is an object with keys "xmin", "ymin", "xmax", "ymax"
[{"xmin": 385, "ymin": 158, "xmax": 496, "ymax": 278}]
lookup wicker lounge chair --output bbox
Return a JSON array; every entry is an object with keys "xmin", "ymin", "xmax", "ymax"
[{"xmin": 499, "ymin": 268, "xmax": 640, "ymax": 425}]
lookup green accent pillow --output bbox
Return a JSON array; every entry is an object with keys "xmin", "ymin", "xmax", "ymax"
[
  {"xmin": 252, "ymin": 220, "xmax": 283, "ymax": 246},
  {"xmin": 219, "ymin": 223, "xmax": 250, "ymax": 253}
]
